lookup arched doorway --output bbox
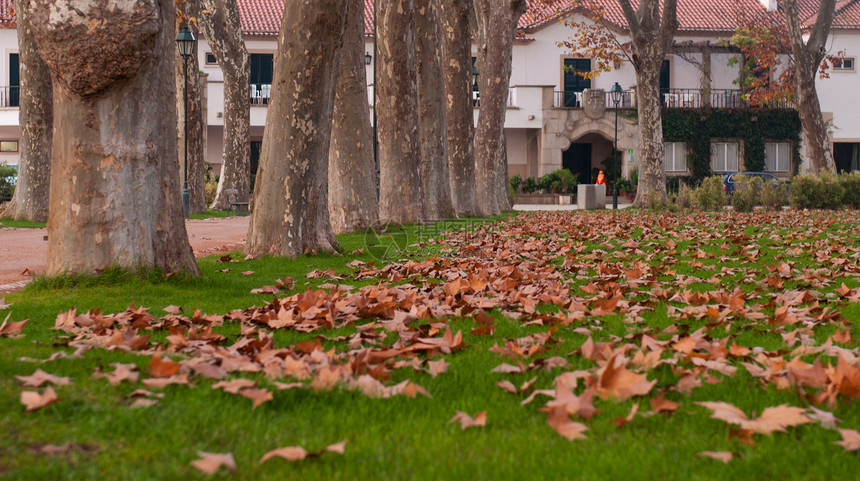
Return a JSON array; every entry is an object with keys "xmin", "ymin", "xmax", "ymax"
[{"xmin": 562, "ymin": 132, "xmax": 619, "ymax": 185}]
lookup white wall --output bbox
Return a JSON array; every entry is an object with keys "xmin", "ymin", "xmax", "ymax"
[{"xmin": 817, "ymin": 30, "xmax": 860, "ymax": 142}]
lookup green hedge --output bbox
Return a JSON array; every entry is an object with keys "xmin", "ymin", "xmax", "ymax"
[{"xmin": 661, "ymin": 109, "xmax": 802, "ymax": 182}]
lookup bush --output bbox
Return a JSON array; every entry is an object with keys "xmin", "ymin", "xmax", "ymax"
[
  {"xmin": 676, "ymin": 184, "xmax": 697, "ymax": 209},
  {"xmin": 695, "ymin": 176, "xmax": 726, "ymax": 211},
  {"xmin": 204, "ymin": 162, "xmax": 218, "ymax": 206},
  {"xmin": 537, "ymin": 171, "xmax": 560, "ymax": 192},
  {"xmin": 0, "ymin": 163, "xmax": 16, "ymax": 203},
  {"xmin": 789, "ymin": 169, "xmax": 845, "ymax": 209},
  {"xmin": 509, "ymin": 175, "xmax": 523, "ymax": 194},
  {"xmin": 522, "ymin": 176, "xmax": 539, "ymax": 193},
  {"xmin": 615, "ymin": 178, "xmax": 632, "ymax": 194},
  {"xmin": 839, "ymin": 171, "xmax": 860, "ymax": 209},
  {"xmin": 646, "ymin": 190, "xmax": 666, "ymax": 210},
  {"xmin": 629, "ymin": 167, "xmax": 639, "ymax": 187},
  {"xmin": 731, "ymin": 175, "xmax": 761, "ymax": 212},
  {"xmin": 551, "ymin": 169, "xmax": 578, "ymax": 194},
  {"xmin": 759, "ymin": 180, "xmax": 786, "ymax": 210}
]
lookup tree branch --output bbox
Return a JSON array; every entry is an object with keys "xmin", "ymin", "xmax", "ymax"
[
  {"xmin": 658, "ymin": 0, "xmax": 679, "ymax": 55},
  {"xmin": 617, "ymin": 0, "xmax": 640, "ymax": 39}
]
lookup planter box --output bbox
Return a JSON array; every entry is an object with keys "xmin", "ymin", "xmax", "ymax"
[{"xmin": 516, "ymin": 194, "xmax": 574, "ymax": 205}]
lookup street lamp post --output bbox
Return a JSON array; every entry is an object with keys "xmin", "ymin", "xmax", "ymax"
[
  {"xmin": 176, "ymin": 26, "xmax": 196, "ymax": 218},
  {"xmin": 609, "ymin": 82, "xmax": 623, "ymax": 210}
]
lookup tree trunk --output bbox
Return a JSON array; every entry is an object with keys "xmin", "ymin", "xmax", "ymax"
[
  {"xmin": 472, "ymin": 0, "xmax": 525, "ymax": 217},
  {"xmin": 631, "ymin": 65, "xmax": 667, "ymax": 206},
  {"xmin": 27, "ymin": 0, "xmax": 199, "ymax": 276},
  {"xmin": 377, "ymin": 0, "xmax": 426, "ymax": 224},
  {"xmin": 439, "ymin": 0, "xmax": 479, "ymax": 217},
  {"xmin": 176, "ymin": 1, "xmax": 206, "ymax": 214},
  {"xmin": 245, "ymin": 0, "xmax": 347, "ymax": 258},
  {"xmin": 2, "ymin": 0, "xmax": 51, "ymax": 222},
  {"xmin": 328, "ymin": 0, "xmax": 379, "ymax": 234},
  {"xmin": 495, "ymin": 128, "xmax": 511, "ymax": 211},
  {"xmin": 415, "ymin": 0, "xmax": 456, "ymax": 221},
  {"xmin": 783, "ymin": 0, "xmax": 837, "ymax": 173},
  {"xmin": 198, "ymin": 0, "xmax": 251, "ymax": 210},
  {"xmin": 617, "ymin": 0, "xmax": 679, "ymax": 206}
]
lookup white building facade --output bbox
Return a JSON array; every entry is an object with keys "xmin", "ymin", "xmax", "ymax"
[{"xmin": 1, "ymin": 0, "xmax": 858, "ymax": 183}]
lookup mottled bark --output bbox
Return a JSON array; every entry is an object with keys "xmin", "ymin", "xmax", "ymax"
[
  {"xmin": 377, "ymin": 0, "xmax": 426, "ymax": 224},
  {"xmin": 328, "ymin": 0, "xmax": 379, "ymax": 234},
  {"xmin": 783, "ymin": 0, "xmax": 837, "ymax": 173},
  {"xmin": 198, "ymin": 0, "xmax": 250, "ymax": 209},
  {"xmin": 176, "ymin": 1, "xmax": 206, "ymax": 214},
  {"xmin": 2, "ymin": 0, "xmax": 52, "ymax": 222},
  {"xmin": 617, "ymin": 0, "xmax": 679, "ymax": 207},
  {"xmin": 472, "ymin": 0, "xmax": 525, "ymax": 216},
  {"xmin": 496, "ymin": 128, "xmax": 511, "ymax": 211},
  {"xmin": 416, "ymin": 0, "xmax": 455, "ymax": 220},
  {"xmin": 245, "ymin": 0, "xmax": 347, "ymax": 257},
  {"xmin": 439, "ymin": 0, "xmax": 479, "ymax": 217},
  {"xmin": 27, "ymin": 0, "xmax": 199, "ymax": 275}
]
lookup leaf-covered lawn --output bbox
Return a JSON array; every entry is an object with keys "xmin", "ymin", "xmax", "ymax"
[{"xmin": 2, "ymin": 210, "xmax": 860, "ymax": 480}]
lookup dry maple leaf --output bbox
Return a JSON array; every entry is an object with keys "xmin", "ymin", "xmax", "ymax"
[
  {"xmin": 149, "ymin": 353, "xmax": 181, "ymax": 378},
  {"xmin": 141, "ymin": 374, "xmax": 190, "ymax": 389},
  {"xmin": 0, "ymin": 312, "xmax": 28, "ymax": 335},
  {"xmin": 426, "ymin": 358, "xmax": 449, "ymax": 378},
  {"xmin": 212, "ymin": 378, "xmax": 258, "ymax": 394},
  {"xmin": 545, "ymin": 405, "xmax": 588, "ymax": 441},
  {"xmin": 15, "ymin": 369, "xmax": 72, "ymax": 387},
  {"xmin": 130, "ymin": 398, "xmax": 158, "ymax": 409},
  {"xmin": 496, "ymin": 380, "xmax": 518, "ymax": 394},
  {"xmin": 835, "ymin": 429, "xmax": 860, "ymax": 451},
  {"xmin": 20, "ymin": 387, "xmax": 58, "ymax": 412},
  {"xmin": 596, "ymin": 355, "xmax": 656, "ymax": 401},
  {"xmin": 449, "ymin": 411, "xmax": 487, "ymax": 430},
  {"xmin": 696, "ymin": 402, "xmax": 813, "ymax": 434},
  {"xmin": 807, "ymin": 407, "xmax": 840, "ymax": 429},
  {"xmin": 191, "ymin": 451, "xmax": 237, "ymax": 474},
  {"xmin": 259, "ymin": 441, "xmax": 346, "ymax": 463},
  {"xmin": 694, "ymin": 451, "xmax": 733, "ymax": 463},
  {"xmin": 239, "ymin": 388, "xmax": 273, "ymax": 409}
]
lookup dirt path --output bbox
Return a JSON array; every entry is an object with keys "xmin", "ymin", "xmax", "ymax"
[{"xmin": 0, "ymin": 217, "xmax": 249, "ymax": 292}]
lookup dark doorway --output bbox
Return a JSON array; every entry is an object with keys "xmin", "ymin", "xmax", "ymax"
[
  {"xmin": 9, "ymin": 53, "xmax": 18, "ymax": 108},
  {"xmin": 659, "ymin": 59, "xmax": 670, "ymax": 105},
  {"xmin": 835, "ymin": 142, "xmax": 860, "ymax": 173},
  {"xmin": 250, "ymin": 141, "xmax": 262, "ymax": 175},
  {"xmin": 563, "ymin": 58, "xmax": 591, "ymax": 107},
  {"xmin": 563, "ymin": 143, "xmax": 592, "ymax": 185}
]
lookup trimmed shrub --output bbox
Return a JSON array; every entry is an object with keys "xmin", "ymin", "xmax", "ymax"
[
  {"xmin": 759, "ymin": 180, "xmax": 787, "ymax": 210},
  {"xmin": 522, "ymin": 176, "xmax": 539, "ymax": 193},
  {"xmin": 695, "ymin": 176, "xmax": 726, "ymax": 211},
  {"xmin": 509, "ymin": 175, "xmax": 523, "ymax": 194},
  {"xmin": 731, "ymin": 175, "xmax": 761, "ymax": 212},
  {"xmin": 839, "ymin": 171, "xmax": 860, "ymax": 209},
  {"xmin": 789, "ymin": 169, "xmax": 845, "ymax": 209}
]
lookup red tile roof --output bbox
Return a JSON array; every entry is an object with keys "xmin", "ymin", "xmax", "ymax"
[{"xmin": 798, "ymin": 0, "xmax": 860, "ymax": 30}]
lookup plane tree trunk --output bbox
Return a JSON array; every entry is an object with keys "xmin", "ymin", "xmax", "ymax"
[
  {"xmin": 176, "ymin": 0, "xmax": 206, "ymax": 214},
  {"xmin": 416, "ymin": 0, "xmax": 456, "ymax": 221},
  {"xmin": 377, "ymin": 0, "xmax": 426, "ymax": 224},
  {"xmin": 617, "ymin": 0, "xmax": 679, "ymax": 207},
  {"xmin": 472, "ymin": 0, "xmax": 525, "ymax": 217},
  {"xmin": 2, "ymin": 0, "xmax": 52, "ymax": 222},
  {"xmin": 783, "ymin": 0, "xmax": 837, "ymax": 173},
  {"xmin": 328, "ymin": 0, "xmax": 379, "ymax": 234},
  {"xmin": 27, "ymin": 0, "xmax": 199, "ymax": 275},
  {"xmin": 439, "ymin": 0, "xmax": 479, "ymax": 217},
  {"xmin": 198, "ymin": 0, "xmax": 250, "ymax": 210},
  {"xmin": 245, "ymin": 0, "xmax": 347, "ymax": 257}
]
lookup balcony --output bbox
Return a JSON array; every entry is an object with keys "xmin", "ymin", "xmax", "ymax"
[
  {"xmin": 552, "ymin": 88, "xmax": 796, "ymax": 110},
  {"xmin": 0, "ymin": 86, "xmax": 19, "ymax": 108},
  {"xmin": 249, "ymin": 84, "xmax": 271, "ymax": 105}
]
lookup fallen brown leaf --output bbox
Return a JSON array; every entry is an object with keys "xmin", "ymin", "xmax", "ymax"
[
  {"xmin": 20, "ymin": 387, "xmax": 58, "ymax": 412},
  {"xmin": 694, "ymin": 451, "xmax": 733, "ymax": 463},
  {"xmin": 16, "ymin": 369, "xmax": 71, "ymax": 387},
  {"xmin": 450, "ymin": 411, "xmax": 487, "ymax": 430},
  {"xmin": 835, "ymin": 429, "xmax": 860, "ymax": 451},
  {"xmin": 191, "ymin": 451, "xmax": 237, "ymax": 474}
]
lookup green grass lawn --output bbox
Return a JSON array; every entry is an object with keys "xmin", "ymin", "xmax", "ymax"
[
  {"xmin": 188, "ymin": 210, "xmax": 248, "ymax": 220},
  {"xmin": 2, "ymin": 210, "xmax": 859, "ymax": 480},
  {"xmin": 0, "ymin": 218, "xmax": 46, "ymax": 229}
]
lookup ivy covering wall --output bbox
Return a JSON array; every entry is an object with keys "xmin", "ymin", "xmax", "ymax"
[{"xmin": 661, "ymin": 108, "xmax": 802, "ymax": 182}]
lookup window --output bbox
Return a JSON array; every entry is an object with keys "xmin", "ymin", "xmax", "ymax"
[
  {"xmin": 834, "ymin": 57, "xmax": 855, "ymax": 71},
  {"xmin": 204, "ymin": 52, "xmax": 218, "ymax": 65},
  {"xmin": 663, "ymin": 142, "xmax": 687, "ymax": 172},
  {"xmin": 712, "ymin": 141, "xmax": 739, "ymax": 172},
  {"xmin": 0, "ymin": 140, "xmax": 18, "ymax": 152},
  {"xmin": 765, "ymin": 142, "xmax": 791, "ymax": 172}
]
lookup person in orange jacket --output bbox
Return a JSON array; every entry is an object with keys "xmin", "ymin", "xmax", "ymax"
[{"xmin": 596, "ymin": 170, "xmax": 605, "ymax": 185}]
